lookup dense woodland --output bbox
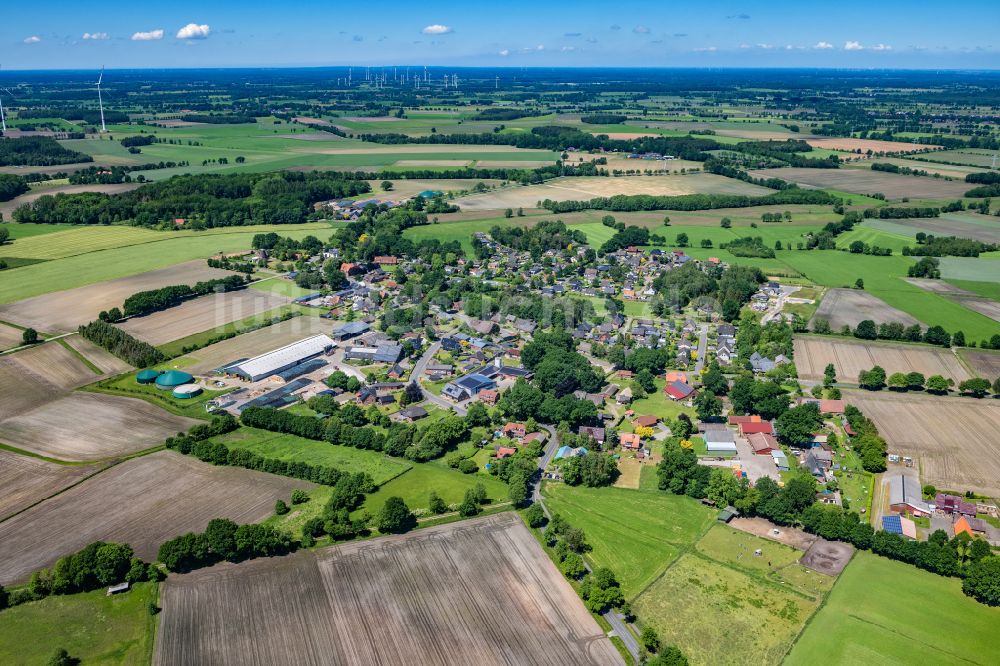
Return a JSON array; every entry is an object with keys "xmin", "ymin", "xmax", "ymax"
[{"xmin": 0, "ymin": 136, "xmax": 92, "ymax": 166}]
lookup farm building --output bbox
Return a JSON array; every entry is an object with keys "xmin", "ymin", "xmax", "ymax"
[
  {"xmin": 332, "ymin": 321, "xmax": 370, "ymax": 342},
  {"xmin": 442, "ymin": 373, "xmax": 497, "ymax": 402},
  {"xmin": 155, "ymin": 370, "xmax": 194, "ymax": 389},
  {"xmin": 730, "ymin": 415, "xmax": 774, "ymax": 437},
  {"xmin": 136, "ymin": 369, "xmax": 161, "ymax": 384},
  {"xmin": 225, "ymin": 335, "xmax": 335, "ymax": 382},
  {"xmin": 799, "ymin": 398, "xmax": 846, "ymax": 415},
  {"xmin": 748, "ymin": 432, "xmax": 779, "ymax": 455},
  {"xmin": 704, "ymin": 429, "xmax": 737, "ymax": 455},
  {"xmin": 888, "ymin": 474, "xmax": 932, "ymax": 518},
  {"xmin": 343, "ymin": 343, "xmax": 403, "ymax": 364},
  {"xmin": 634, "ymin": 415, "xmax": 659, "ymax": 429},
  {"xmin": 881, "ymin": 515, "xmax": 918, "ymax": 539},
  {"xmin": 935, "ymin": 494, "xmax": 977, "ymax": 516}
]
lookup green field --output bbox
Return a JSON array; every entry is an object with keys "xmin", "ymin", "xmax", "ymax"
[
  {"xmin": 542, "ymin": 483, "xmax": 715, "ymax": 597},
  {"xmin": 249, "ymin": 277, "xmax": 316, "ymax": 298},
  {"xmin": 0, "ymin": 583, "xmax": 157, "ymax": 665},
  {"xmin": 939, "ymin": 256, "xmax": 1000, "ymax": 282},
  {"xmin": 85, "ymin": 371, "xmax": 226, "ymax": 420},
  {"xmin": 786, "ymin": 551, "xmax": 1000, "ymax": 665},
  {"xmin": 0, "ymin": 223, "xmax": 332, "ymax": 305},
  {"xmin": 781, "ymin": 251, "xmax": 1000, "ymax": 339},
  {"xmin": 213, "ymin": 426, "xmax": 413, "ymax": 486},
  {"xmin": 358, "ymin": 463, "xmax": 508, "ymax": 516}
]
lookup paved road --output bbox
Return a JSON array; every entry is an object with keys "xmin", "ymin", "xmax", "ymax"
[
  {"xmin": 694, "ymin": 323, "xmax": 709, "ymax": 374},
  {"xmin": 411, "ymin": 341, "xmax": 470, "ymax": 415},
  {"xmin": 531, "ymin": 425, "xmax": 641, "ymax": 662}
]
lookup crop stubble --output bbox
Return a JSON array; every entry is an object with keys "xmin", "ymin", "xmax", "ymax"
[{"xmin": 155, "ymin": 513, "xmax": 621, "ymax": 666}]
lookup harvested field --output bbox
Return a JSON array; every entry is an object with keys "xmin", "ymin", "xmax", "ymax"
[
  {"xmin": 5, "ymin": 341, "xmax": 101, "ymax": 389},
  {"xmin": 905, "ymin": 278, "xmax": 1000, "ymax": 323},
  {"xmin": 0, "ymin": 450, "xmax": 312, "ymax": 585},
  {"xmin": 805, "ymin": 138, "xmax": 939, "ymax": 153},
  {"xmin": 0, "ymin": 260, "xmax": 234, "ymax": 333},
  {"xmin": 62, "ymin": 335, "xmax": 133, "ymax": 375},
  {"xmin": 0, "ymin": 357, "xmax": 60, "ymax": 420},
  {"xmin": 0, "ymin": 393, "xmax": 198, "ymax": 461},
  {"xmin": 179, "ymin": 316, "xmax": 332, "ymax": 375},
  {"xmin": 474, "ymin": 159, "xmax": 554, "ymax": 168},
  {"xmin": 959, "ymin": 348, "xmax": 1000, "ymax": 379},
  {"xmin": 794, "ymin": 336, "xmax": 972, "ymax": 383},
  {"xmin": 393, "ymin": 159, "xmax": 469, "ymax": 167},
  {"xmin": 367, "ymin": 178, "xmax": 500, "ymax": 199},
  {"xmin": 811, "ymin": 287, "xmax": 922, "ymax": 331},
  {"xmin": 149, "ymin": 119, "xmax": 205, "ymax": 127},
  {"xmin": 155, "ymin": 513, "xmax": 620, "ymax": 666},
  {"xmin": 870, "ymin": 213, "xmax": 1000, "ymax": 244},
  {"xmin": 749, "ymin": 167, "xmax": 970, "ymax": 200},
  {"xmin": 292, "ymin": 116, "xmax": 335, "ymax": 127},
  {"xmin": 844, "ymin": 390, "xmax": 1000, "ymax": 497},
  {"xmin": 0, "ymin": 323, "xmax": 22, "ymax": 351},
  {"xmin": 0, "ymin": 451, "xmax": 101, "ymax": 521},
  {"xmin": 454, "ymin": 174, "xmax": 772, "ymax": 211},
  {"xmin": 117, "ymin": 289, "xmax": 290, "ymax": 346}
]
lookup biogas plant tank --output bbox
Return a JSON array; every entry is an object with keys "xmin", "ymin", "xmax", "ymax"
[
  {"xmin": 171, "ymin": 384, "xmax": 203, "ymax": 399},
  {"xmin": 155, "ymin": 370, "xmax": 194, "ymax": 389}
]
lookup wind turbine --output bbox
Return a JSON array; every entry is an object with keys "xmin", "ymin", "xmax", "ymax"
[
  {"xmin": 96, "ymin": 66, "xmax": 107, "ymax": 132},
  {"xmin": 0, "ymin": 65, "xmax": 6, "ymax": 133}
]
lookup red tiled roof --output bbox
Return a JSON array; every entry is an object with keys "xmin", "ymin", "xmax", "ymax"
[{"xmin": 740, "ymin": 421, "xmax": 774, "ymax": 436}]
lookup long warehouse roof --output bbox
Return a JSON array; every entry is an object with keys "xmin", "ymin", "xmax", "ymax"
[{"xmin": 228, "ymin": 334, "xmax": 334, "ymax": 379}]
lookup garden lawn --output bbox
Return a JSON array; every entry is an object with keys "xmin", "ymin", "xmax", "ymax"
[
  {"xmin": 213, "ymin": 427, "xmax": 412, "ymax": 486},
  {"xmin": 785, "ymin": 551, "xmax": 1000, "ymax": 666},
  {"xmin": 249, "ymin": 278, "xmax": 316, "ymax": 299},
  {"xmin": 0, "ymin": 582, "xmax": 157, "ymax": 665},
  {"xmin": 542, "ymin": 483, "xmax": 715, "ymax": 598},
  {"xmin": 627, "ymin": 378, "xmax": 695, "ymax": 423},
  {"xmin": 357, "ymin": 463, "xmax": 508, "ymax": 516}
]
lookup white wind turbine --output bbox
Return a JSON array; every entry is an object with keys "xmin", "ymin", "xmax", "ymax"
[
  {"xmin": 0, "ymin": 65, "xmax": 6, "ymax": 133},
  {"xmin": 96, "ymin": 66, "xmax": 107, "ymax": 132}
]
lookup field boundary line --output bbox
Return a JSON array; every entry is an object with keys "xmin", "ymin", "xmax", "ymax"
[
  {"xmin": 56, "ymin": 337, "xmax": 103, "ymax": 374},
  {"xmin": 620, "ymin": 509, "xmax": 716, "ymax": 604},
  {"xmin": 0, "ymin": 458, "xmax": 114, "ymax": 524},
  {"xmin": 0, "ymin": 441, "xmax": 94, "ymax": 467},
  {"xmin": 779, "ymin": 555, "xmax": 851, "ymax": 663}
]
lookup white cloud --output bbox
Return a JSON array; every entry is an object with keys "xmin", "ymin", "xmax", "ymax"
[
  {"xmin": 421, "ymin": 24, "xmax": 452, "ymax": 35},
  {"xmin": 694, "ymin": 46, "xmax": 717, "ymax": 52},
  {"xmin": 498, "ymin": 49, "xmax": 510, "ymax": 57},
  {"xmin": 633, "ymin": 25, "xmax": 650, "ymax": 34},
  {"xmin": 561, "ymin": 46, "xmax": 576, "ymax": 52},
  {"xmin": 176, "ymin": 23, "xmax": 210, "ymax": 40},
  {"xmin": 871, "ymin": 43, "xmax": 892, "ymax": 51},
  {"xmin": 131, "ymin": 29, "xmax": 164, "ymax": 41},
  {"xmin": 23, "ymin": 35, "xmax": 41, "ymax": 44},
  {"xmin": 82, "ymin": 32, "xmax": 109, "ymax": 40},
  {"xmin": 757, "ymin": 43, "xmax": 774, "ymax": 50},
  {"xmin": 814, "ymin": 41, "xmax": 833, "ymax": 49},
  {"xmin": 844, "ymin": 40, "xmax": 864, "ymax": 50}
]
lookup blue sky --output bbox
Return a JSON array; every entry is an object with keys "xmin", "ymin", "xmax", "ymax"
[{"xmin": 3, "ymin": 0, "xmax": 998, "ymax": 70}]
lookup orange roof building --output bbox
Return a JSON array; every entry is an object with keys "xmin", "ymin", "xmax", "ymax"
[
  {"xmin": 620, "ymin": 433, "xmax": 642, "ymax": 450},
  {"xmin": 954, "ymin": 516, "xmax": 975, "ymax": 539}
]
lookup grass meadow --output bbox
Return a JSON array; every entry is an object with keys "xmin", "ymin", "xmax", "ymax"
[
  {"xmin": 542, "ymin": 483, "xmax": 715, "ymax": 598},
  {"xmin": 786, "ymin": 551, "xmax": 1000, "ymax": 665},
  {"xmin": 0, "ymin": 582, "xmax": 157, "ymax": 665},
  {"xmin": 213, "ymin": 426, "xmax": 412, "ymax": 486}
]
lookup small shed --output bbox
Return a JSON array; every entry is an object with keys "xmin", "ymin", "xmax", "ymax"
[
  {"xmin": 717, "ymin": 506, "xmax": 739, "ymax": 523},
  {"xmin": 106, "ymin": 581, "xmax": 130, "ymax": 596}
]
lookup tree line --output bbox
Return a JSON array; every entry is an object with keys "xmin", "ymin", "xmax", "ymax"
[
  {"xmin": 1, "ymin": 541, "xmax": 159, "ymax": 611},
  {"xmin": 78, "ymin": 319, "xmax": 164, "ymax": 367},
  {"xmin": 122, "ymin": 275, "xmax": 246, "ymax": 317},
  {"xmin": 540, "ymin": 188, "xmax": 838, "ymax": 214},
  {"xmin": 0, "ymin": 174, "xmax": 29, "ymax": 202}
]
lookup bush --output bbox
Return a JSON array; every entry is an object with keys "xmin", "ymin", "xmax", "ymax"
[
  {"xmin": 291, "ymin": 489, "xmax": 310, "ymax": 505},
  {"xmin": 275, "ymin": 499, "xmax": 289, "ymax": 515}
]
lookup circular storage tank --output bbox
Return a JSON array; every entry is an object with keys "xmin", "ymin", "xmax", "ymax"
[
  {"xmin": 136, "ymin": 369, "xmax": 161, "ymax": 384},
  {"xmin": 172, "ymin": 384, "xmax": 203, "ymax": 399},
  {"xmin": 155, "ymin": 370, "xmax": 194, "ymax": 389}
]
